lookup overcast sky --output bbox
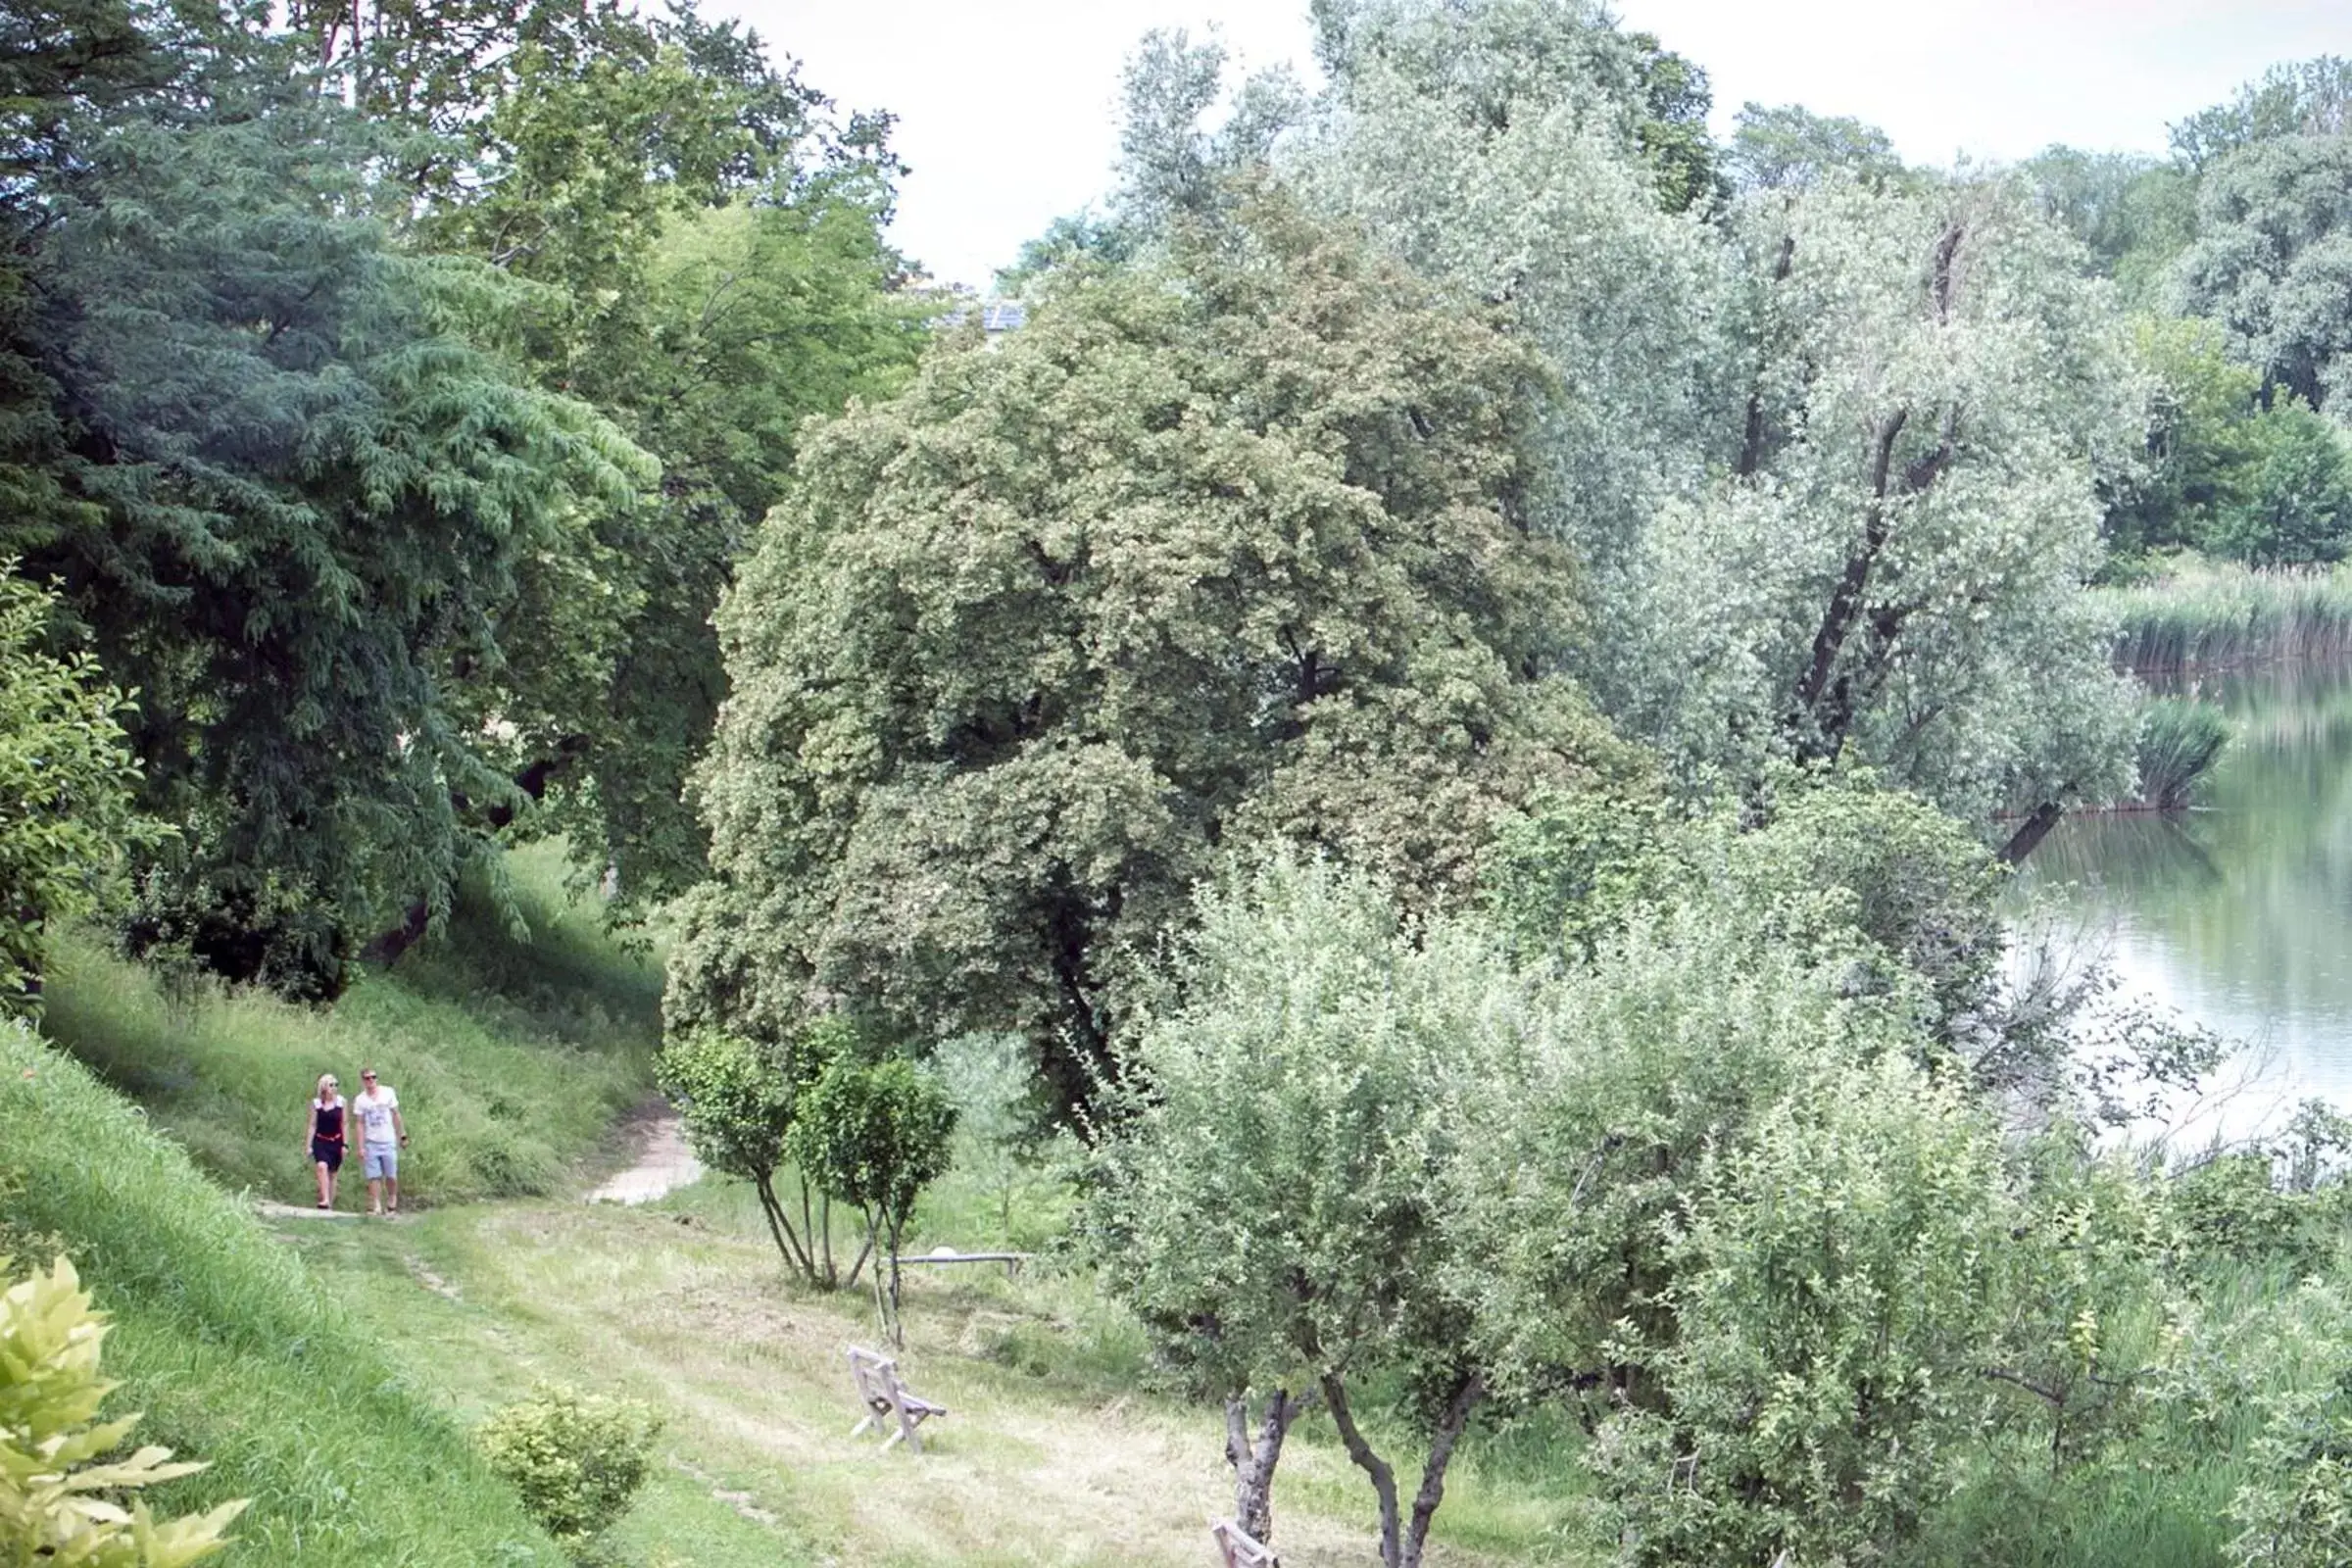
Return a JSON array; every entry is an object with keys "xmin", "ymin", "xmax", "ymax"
[{"xmin": 715, "ymin": 0, "xmax": 2350, "ymax": 291}]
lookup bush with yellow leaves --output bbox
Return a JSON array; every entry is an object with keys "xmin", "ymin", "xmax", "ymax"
[{"xmin": 0, "ymin": 1254, "xmax": 245, "ymax": 1567}]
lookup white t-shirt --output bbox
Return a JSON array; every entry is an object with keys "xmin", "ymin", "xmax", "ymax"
[{"xmin": 354, "ymin": 1085, "xmax": 401, "ymax": 1146}]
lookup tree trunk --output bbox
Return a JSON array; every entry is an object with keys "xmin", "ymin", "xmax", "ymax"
[
  {"xmin": 1998, "ymin": 801, "xmax": 2065, "ymax": 865},
  {"xmin": 1224, "ymin": 1390, "xmax": 1306, "ymax": 1545},
  {"xmin": 1402, "ymin": 1374, "xmax": 1485, "ymax": 1568},
  {"xmin": 1320, "ymin": 1373, "xmax": 1402, "ymax": 1568},
  {"xmin": 751, "ymin": 1172, "xmax": 814, "ymax": 1280},
  {"xmin": 841, "ymin": 1224, "xmax": 874, "ymax": 1292},
  {"xmin": 1788, "ymin": 408, "xmax": 1908, "ymax": 760}
]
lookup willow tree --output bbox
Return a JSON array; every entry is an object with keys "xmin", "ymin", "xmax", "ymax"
[
  {"xmin": 1617, "ymin": 175, "xmax": 2143, "ymax": 848},
  {"xmin": 1288, "ymin": 0, "xmax": 1733, "ymax": 622},
  {"xmin": 668, "ymin": 193, "xmax": 1637, "ymax": 1105}
]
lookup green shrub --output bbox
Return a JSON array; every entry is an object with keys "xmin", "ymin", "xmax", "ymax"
[
  {"xmin": 0, "ymin": 1253, "xmax": 244, "ymax": 1567},
  {"xmin": 0, "ymin": 572, "xmax": 157, "ymax": 1014},
  {"xmin": 476, "ymin": 1387, "xmax": 662, "ymax": 1555},
  {"xmin": 1590, "ymin": 1054, "xmax": 2014, "ymax": 1568},
  {"xmin": 2133, "ymin": 696, "xmax": 2230, "ymax": 810},
  {"xmin": 2222, "ymin": 1283, "xmax": 2352, "ymax": 1568}
]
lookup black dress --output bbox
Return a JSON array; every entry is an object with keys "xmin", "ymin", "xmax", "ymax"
[{"xmin": 311, "ymin": 1100, "xmax": 346, "ymax": 1171}]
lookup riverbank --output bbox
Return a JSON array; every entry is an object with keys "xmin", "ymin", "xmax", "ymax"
[{"xmin": 2102, "ymin": 559, "xmax": 2352, "ymax": 676}]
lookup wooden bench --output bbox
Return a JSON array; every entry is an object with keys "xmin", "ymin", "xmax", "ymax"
[
  {"xmin": 1209, "ymin": 1517, "xmax": 1278, "ymax": 1567},
  {"xmin": 891, "ymin": 1248, "xmax": 1034, "ymax": 1279},
  {"xmin": 846, "ymin": 1345, "xmax": 947, "ymax": 1453}
]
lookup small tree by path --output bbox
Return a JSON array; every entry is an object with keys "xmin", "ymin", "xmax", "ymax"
[
  {"xmin": 793, "ymin": 1057, "xmax": 956, "ymax": 1347},
  {"xmin": 1094, "ymin": 856, "xmax": 1532, "ymax": 1567},
  {"xmin": 657, "ymin": 1026, "xmax": 867, "ymax": 1289}
]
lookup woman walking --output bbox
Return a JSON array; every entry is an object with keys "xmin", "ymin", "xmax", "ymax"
[{"xmin": 308, "ymin": 1073, "xmax": 347, "ymax": 1209}]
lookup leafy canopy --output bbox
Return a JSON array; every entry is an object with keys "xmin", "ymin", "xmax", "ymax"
[{"xmin": 670, "ymin": 190, "xmax": 1636, "ymax": 1104}]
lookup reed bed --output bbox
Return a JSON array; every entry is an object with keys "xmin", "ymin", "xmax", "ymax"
[
  {"xmin": 2104, "ymin": 560, "xmax": 2352, "ymax": 674},
  {"xmin": 2131, "ymin": 696, "xmax": 2231, "ymax": 811}
]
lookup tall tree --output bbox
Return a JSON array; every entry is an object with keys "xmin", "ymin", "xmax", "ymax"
[
  {"xmin": 10, "ymin": 21, "xmax": 653, "ymax": 987},
  {"xmin": 667, "ymin": 193, "xmax": 1638, "ymax": 1105},
  {"xmin": 1094, "ymin": 857, "xmax": 1530, "ymax": 1567},
  {"xmin": 1289, "ymin": 0, "xmax": 1734, "ymax": 674},
  {"xmin": 2170, "ymin": 55, "xmax": 2352, "ymax": 170},
  {"xmin": 2178, "ymin": 129, "xmax": 2352, "ymax": 413},
  {"xmin": 1619, "ymin": 175, "xmax": 2142, "ymax": 850},
  {"xmin": 1726, "ymin": 101, "xmax": 1904, "ymax": 193},
  {"xmin": 327, "ymin": 0, "xmax": 924, "ymax": 915}
]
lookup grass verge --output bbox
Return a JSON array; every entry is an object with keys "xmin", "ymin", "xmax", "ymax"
[
  {"xmin": 280, "ymin": 1169, "xmax": 1591, "ymax": 1567},
  {"xmin": 0, "ymin": 1024, "xmax": 565, "ymax": 1565}
]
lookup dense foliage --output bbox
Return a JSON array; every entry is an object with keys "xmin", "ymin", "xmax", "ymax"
[
  {"xmin": 0, "ymin": 0, "xmax": 916, "ymax": 991},
  {"xmin": 17, "ymin": 2, "xmax": 2352, "ymax": 1565},
  {"xmin": 672, "ymin": 192, "xmax": 1638, "ymax": 1104},
  {"xmin": 0, "ymin": 576, "xmax": 148, "ymax": 1012}
]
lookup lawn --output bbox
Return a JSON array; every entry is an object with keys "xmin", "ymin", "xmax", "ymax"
[{"xmin": 275, "ymin": 1178, "xmax": 1590, "ymax": 1567}]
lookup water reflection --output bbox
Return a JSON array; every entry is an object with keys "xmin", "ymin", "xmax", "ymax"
[{"xmin": 2027, "ymin": 663, "xmax": 2352, "ymax": 1123}]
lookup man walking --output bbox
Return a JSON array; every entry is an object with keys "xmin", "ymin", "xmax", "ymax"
[{"xmin": 353, "ymin": 1066, "xmax": 409, "ymax": 1216}]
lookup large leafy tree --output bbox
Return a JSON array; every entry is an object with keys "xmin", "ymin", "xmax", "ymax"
[
  {"xmin": 1727, "ymin": 101, "xmax": 1904, "ymax": 193},
  {"xmin": 1094, "ymin": 856, "xmax": 1534, "ymax": 1567},
  {"xmin": 2178, "ymin": 128, "xmax": 2352, "ymax": 413},
  {"xmin": 8, "ymin": 17, "xmax": 652, "ymax": 986},
  {"xmin": 323, "ymin": 0, "xmax": 924, "ymax": 915},
  {"xmin": 2019, "ymin": 146, "xmax": 2196, "ymax": 308},
  {"xmin": 668, "ymin": 193, "xmax": 1637, "ymax": 1105},
  {"xmin": 1290, "ymin": 0, "xmax": 1733, "ymax": 609},
  {"xmin": 2101, "ymin": 315, "xmax": 2264, "ymax": 560},
  {"xmin": 2171, "ymin": 55, "xmax": 2352, "ymax": 171}
]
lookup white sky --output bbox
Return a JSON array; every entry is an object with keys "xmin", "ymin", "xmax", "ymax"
[{"xmin": 715, "ymin": 0, "xmax": 2351, "ymax": 290}]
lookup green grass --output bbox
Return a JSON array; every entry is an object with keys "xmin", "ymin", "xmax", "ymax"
[
  {"xmin": 39, "ymin": 841, "xmax": 662, "ymax": 1205},
  {"xmin": 0, "ymin": 1024, "xmax": 566, "ymax": 1565},
  {"xmin": 272, "ymin": 1162, "xmax": 1590, "ymax": 1568},
  {"xmin": 2103, "ymin": 558, "xmax": 2352, "ymax": 674}
]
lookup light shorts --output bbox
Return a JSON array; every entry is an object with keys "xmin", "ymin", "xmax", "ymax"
[{"xmin": 363, "ymin": 1144, "xmax": 399, "ymax": 1180}]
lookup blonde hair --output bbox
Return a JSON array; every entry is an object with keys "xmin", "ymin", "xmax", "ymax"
[{"xmin": 316, "ymin": 1072, "xmax": 339, "ymax": 1102}]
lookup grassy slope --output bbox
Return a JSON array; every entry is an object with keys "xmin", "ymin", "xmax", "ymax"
[
  {"xmin": 40, "ymin": 841, "xmax": 662, "ymax": 1205},
  {"xmin": 0, "ymin": 1026, "xmax": 564, "ymax": 1565}
]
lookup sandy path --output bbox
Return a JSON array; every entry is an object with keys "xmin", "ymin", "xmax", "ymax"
[{"xmin": 586, "ymin": 1107, "xmax": 704, "ymax": 1204}]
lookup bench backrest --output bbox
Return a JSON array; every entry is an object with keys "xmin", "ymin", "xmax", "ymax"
[
  {"xmin": 847, "ymin": 1346, "xmax": 899, "ymax": 1409},
  {"xmin": 1209, "ymin": 1518, "xmax": 1277, "ymax": 1567}
]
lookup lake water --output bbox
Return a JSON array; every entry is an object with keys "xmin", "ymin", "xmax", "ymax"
[{"xmin": 2027, "ymin": 664, "xmax": 2352, "ymax": 1134}]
